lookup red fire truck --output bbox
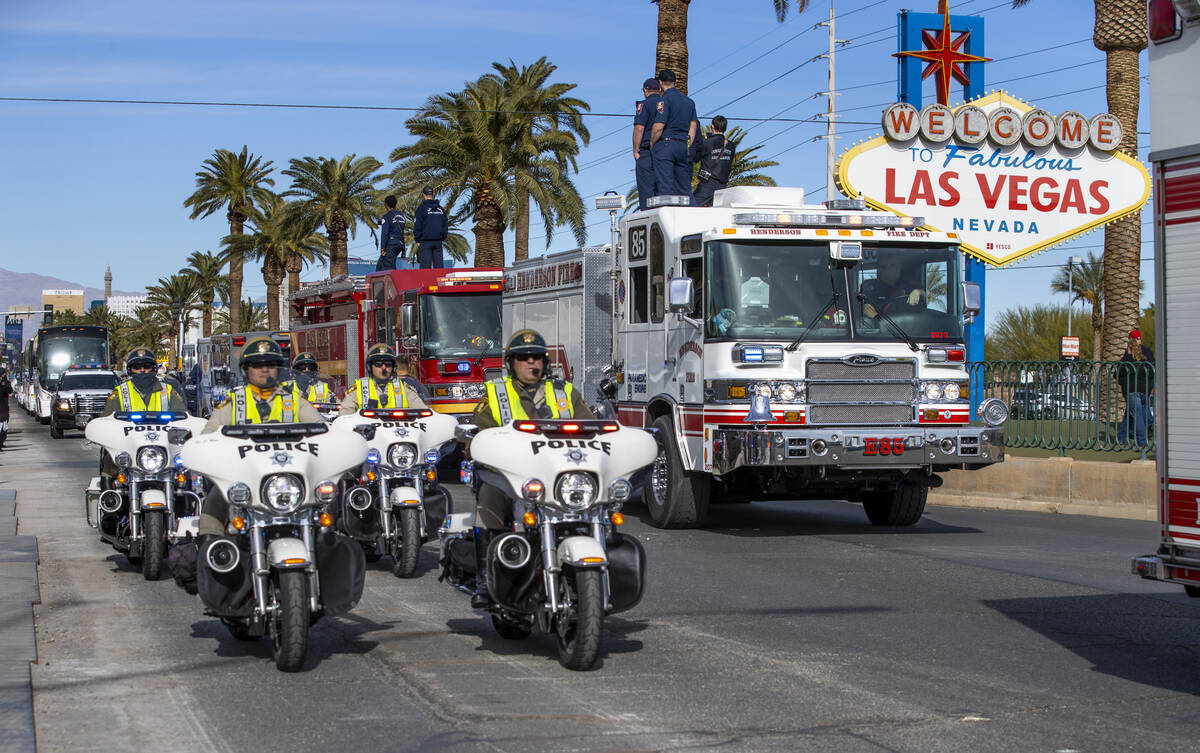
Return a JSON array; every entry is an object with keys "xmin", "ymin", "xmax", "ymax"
[
  {"xmin": 289, "ymin": 268, "xmax": 504, "ymax": 418},
  {"xmin": 1132, "ymin": 0, "xmax": 1200, "ymax": 593}
]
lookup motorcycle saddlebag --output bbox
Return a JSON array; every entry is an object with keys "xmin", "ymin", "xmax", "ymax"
[
  {"xmin": 197, "ymin": 536, "xmax": 254, "ymax": 618},
  {"xmin": 607, "ymin": 532, "xmax": 646, "ymax": 614},
  {"xmin": 342, "ymin": 503, "xmax": 383, "ymax": 540},
  {"xmin": 422, "ymin": 487, "xmax": 449, "ymax": 536},
  {"xmin": 315, "ymin": 531, "xmax": 366, "ymax": 616}
]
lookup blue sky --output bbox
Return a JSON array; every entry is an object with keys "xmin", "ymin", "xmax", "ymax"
[{"xmin": 0, "ymin": 0, "xmax": 1151, "ymax": 328}]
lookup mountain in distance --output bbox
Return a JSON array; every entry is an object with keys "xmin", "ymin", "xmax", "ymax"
[{"xmin": 0, "ymin": 266, "xmax": 141, "ymax": 343}]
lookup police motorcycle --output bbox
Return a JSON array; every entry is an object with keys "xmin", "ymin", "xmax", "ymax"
[
  {"xmin": 330, "ymin": 407, "xmax": 457, "ymax": 577},
  {"xmin": 443, "ymin": 417, "xmax": 657, "ymax": 670},
  {"xmin": 84, "ymin": 410, "xmax": 208, "ymax": 580},
  {"xmin": 181, "ymin": 421, "xmax": 369, "ymax": 672}
]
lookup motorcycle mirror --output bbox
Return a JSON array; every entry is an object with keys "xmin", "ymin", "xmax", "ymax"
[
  {"xmin": 166, "ymin": 427, "xmax": 192, "ymax": 445},
  {"xmin": 454, "ymin": 424, "xmax": 479, "ymax": 444},
  {"xmin": 352, "ymin": 424, "xmax": 378, "ymax": 441},
  {"xmin": 599, "ymin": 377, "xmax": 619, "ymax": 400}
]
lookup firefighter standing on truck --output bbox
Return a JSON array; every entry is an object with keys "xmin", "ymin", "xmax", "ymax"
[
  {"xmin": 466, "ymin": 328, "xmax": 594, "ymax": 608},
  {"xmin": 691, "ymin": 116, "xmax": 734, "ymax": 207},
  {"xmin": 197, "ymin": 337, "xmax": 324, "ymax": 536},
  {"xmin": 338, "ymin": 343, "xmax": 428, "ymax": 415}
]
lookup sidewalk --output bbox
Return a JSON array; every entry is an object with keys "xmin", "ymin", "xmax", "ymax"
[{"xmin": 0, "ymin": 485, "xmax": 38, "ymax": 753}]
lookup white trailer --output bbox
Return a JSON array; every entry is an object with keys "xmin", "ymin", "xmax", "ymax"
[
  {"xmin": 505, "ymin": 187, "xmax": 1009, "ymax": 529},
  {"xmin": 1132, "ymin": 1, "xmax": 1200, "ymax": 593}
]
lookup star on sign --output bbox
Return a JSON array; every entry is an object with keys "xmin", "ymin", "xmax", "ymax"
[{"xmin": 894, "ymin": 0, "xmax": 991, "ymax": 106}]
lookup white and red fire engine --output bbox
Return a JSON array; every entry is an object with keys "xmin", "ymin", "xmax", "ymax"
[
  {"xmin": 503, "ymin": 186, "xmax": 1008, "ymax": 529},
  {"xmin": 289, "ymin": 268, "xmax": 504, "ymax": 419},
  {"xmin": 1132, "ymin": 0, "xmax": 1200, "ymax": 593}
]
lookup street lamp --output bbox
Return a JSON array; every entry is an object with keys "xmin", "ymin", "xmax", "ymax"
[{"xmin": 1066, "ymin": 255, "xmax": 1083, "ymax": 338}]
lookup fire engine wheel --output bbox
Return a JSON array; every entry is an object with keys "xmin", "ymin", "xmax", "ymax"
[
  {"xmin": 862, "ymin": 483, "xmax": 927, "ymax": 526},
  {"xmin": 1185, "ymin": 585, "xmax": 1200, "ymax": 598},
  {"xmin": 643, "ymin": 416, "xmax": 710, "ymax": 529}
]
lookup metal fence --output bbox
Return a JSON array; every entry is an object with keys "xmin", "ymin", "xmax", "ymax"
[{"xmin": 969, "ymin": 360, "xmax": 1156, "ymax": 457}]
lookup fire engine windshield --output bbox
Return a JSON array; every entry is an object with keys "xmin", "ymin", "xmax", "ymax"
[
  {"xmin": 705, "ymin": 242, "xmax": 963, "ymax": 342},
  {"xmin": 419, "ymin": 293, "xmax": 503, "ymax": 358}
]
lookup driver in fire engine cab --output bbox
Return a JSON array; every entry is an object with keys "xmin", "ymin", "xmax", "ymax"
[
  {"xmin": 860, "ymin": 253, "xmax": 925, "ymax": 320},
  {"xmin": 466, "ymin": 328, "xmax": 594, "ymax": 608},
  {"xmin": 338, "ymin": 342, "xmax": 428, "ymax": 415}
]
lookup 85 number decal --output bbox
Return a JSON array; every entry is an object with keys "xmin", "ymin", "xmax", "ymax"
[{"xmin": 863, "ymin": 437, "xmax": 905, "ymax": 456}]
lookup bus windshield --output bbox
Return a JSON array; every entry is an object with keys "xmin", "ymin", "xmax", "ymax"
[
  {"xmin": 40, "ymin": 334, "xmax": 110, "ymax": 382},
  {"xmin": 705, "ymin": 241, "xmax": 963, "ymax": 342},
  {"xmin": 420, "ymin": 293, "xmax": 503, "ymax": 359}
]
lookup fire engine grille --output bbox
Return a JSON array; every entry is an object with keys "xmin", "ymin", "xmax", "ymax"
[
  {"xmin": 808, "ymin": 382, "xmax": 915, "ymax": 403},
  {"xmin": 808, "ymin": 404, "xmax": 914, "ymax": 425},
  {"xmin": 805, "ymin": 358, "xmax": 916, "ymax": 426},
  {"xmin": 806, "ymin": 360, "xmax": 915, "ymax": 381},
  {"xmin": 75, "ymin": 395, "xmax": 108, "ymax": 415}
]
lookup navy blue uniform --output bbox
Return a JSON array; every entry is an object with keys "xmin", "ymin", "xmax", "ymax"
[
  {"xmin": 378, "ymin": 209, "xmax": 406, "ymax": 271},
  {"xmin": 633, "ymin": 93, "xmax": 661, "ymax": 210},
  {"xmin": 691, "ymin": 132, "xmax": 734, "ymax": 207},
  {"xmin": 413, "ymin": 198, "xmax": 449, "ymax": 269},
  {"xmin": 651, "ymin": 87, "xmax": 698, "ymax": 198}
]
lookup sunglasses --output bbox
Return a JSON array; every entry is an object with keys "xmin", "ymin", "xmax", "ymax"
[
  {"xmin": 512, "ymin": 354, "xmax": 543, "ymax": 362},
  {"xmin": 295, "ymin": 365, "xmax": 317, "ymax": 372}
]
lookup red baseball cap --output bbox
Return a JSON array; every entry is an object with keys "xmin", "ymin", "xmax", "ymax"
[{"xmin": 1129, "ymin": 329, "xmax": 1141, "ymax": 339}]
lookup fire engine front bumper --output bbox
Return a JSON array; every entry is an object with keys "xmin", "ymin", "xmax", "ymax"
[
  {"xmin": 1132, "ymin": 547, "xmax": 1200, "ymax": 588},
  {"xmin": 709, "ymin": 425, "xmax": 1005, "ymax": 476}
]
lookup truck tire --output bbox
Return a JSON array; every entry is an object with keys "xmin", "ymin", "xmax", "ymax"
[
  {"xmin": 50, "ymin": 424, "xmax": 63, "ymax": 438},
  {"xmin": 862, "ymin": 483, "xmax": 927, "ymax": 526},
  {"xmin": 643, "ymin": 416, "xmax": 709, "ymax": 529}
]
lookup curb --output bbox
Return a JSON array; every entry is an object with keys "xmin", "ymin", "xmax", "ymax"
[{"xmin": 0, "ymin": 489, "xmax": 38, "ymax": 753}]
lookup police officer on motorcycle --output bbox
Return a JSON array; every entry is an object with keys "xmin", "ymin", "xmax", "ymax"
[
  {"xmin": 102, "ymin": 347, "xmax": 188, "ymax": 416},
  {"xmin": 197, "ymin": 336, "xmax": 323, "ymax": 536},
  {"xmin": 338, "ymin": 343, "xmax": 428, "ymax": 415},
  {"xmin": 466, "ymin": 328, "xmax": 594, "ymax": 607},
  {"xmin": 97, "ymin": 347, "xmax": 189, "ymax": 489},
  {"xmin": 290, "ymin": 351, "xmax": 336, "ymax": 405}
]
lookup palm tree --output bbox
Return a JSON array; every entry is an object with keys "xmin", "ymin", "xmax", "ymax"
[
  {"xmin": 985, "ymin": 304, "xmax": 1093, "ymax": 361},
  {"xmin": 624, "ymin": 126, "xmax": 778, "ymax": 210},
  {"xmin": 180, "ymin": 250, "xmax": 225, "ymax": 338},
  {"xmin": 484, "ymin": 57, "xmax": 590, "ymax": 261},
  {"xmin": 225, "ymin": 193, "xmax": 328, "ymax": 329},
  {"xmin": 145, "ymin": 274, "xmax": 202, "ymax": 368},
  {"xmin": 214, "ymin": 299, "xmax": 269, "ymax": 335},
  {"xmin": 283, "ymin": 155, "xmax": 383, "ymax": 279},
  {"xmin": 1050, "ymin": 252, "xmax": 1104, "ymax": 362},
  {"xmin": 392, "ymin": 79, "xmax": 555, "ymax": 267},
  {"xmin": 124, "ymin": 305, "xmax": 170, "ymax": 364},
  {"xmin": 183, "ymin": 147, "xmax": 276, "ymax": 330},
  {"xmin": 1012, "ymin": 0, "xmax": 1146, "ymax": 362},
  {"xmin": 653, "ymin": 1, "xmax": 809, "ymax": 93}
]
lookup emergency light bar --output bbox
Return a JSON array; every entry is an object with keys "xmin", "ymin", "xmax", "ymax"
[
  {"xmin": 594, "ymin": 193, "xmax": 625, "ymax": 211},
  {"xmin": 733, "ymin": 344, "xmax": 784, "ymax": 364},
  {"xmin": 731, "ymin": 212, "xmax": 923, "ymax": 229},
  {"xmin": 512, "ymin": 419, "xmax": 621, "ymax": 438},
  {"xmin": 359, "ymin": 409, "xmax": 434, "ymax": 420},
  {"xmin": 114, "ymin": 411, "xmax": 186, "ymax": 423},
  {"xmin": 647, "ymin": 195, "xmax": 693, "ymax": 208}
]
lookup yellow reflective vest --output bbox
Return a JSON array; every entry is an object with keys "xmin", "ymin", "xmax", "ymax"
[
  {"xmin": 485, "ymin": 377, "xmax": 573, "ymax": 425},
  {"xmin": 115, "ymin": 381, "xmax": 174, "ymax": 411},
  {"xmin": 353, "ymin": 377, "xmax": 407, "ymax": 410},
  {"xmin": 231, "ymin": 384, "xmax": 303, "ymax": 424}
]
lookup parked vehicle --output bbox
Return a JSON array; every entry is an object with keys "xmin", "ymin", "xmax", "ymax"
[
  {"xmin": 1009, "ymin": 388, "xmax": 1049, "ymax": 419},
  {"xmin": 50, "ymin": 367, "xmax": 118, "ymax": 437}
]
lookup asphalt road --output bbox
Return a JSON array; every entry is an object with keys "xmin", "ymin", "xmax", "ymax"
[{"xmin": 8, "ymin": 408, "xmax": 1200, "ymax": 753}]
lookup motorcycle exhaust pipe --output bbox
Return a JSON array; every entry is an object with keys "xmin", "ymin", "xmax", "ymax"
[
  {"xmin": 98, "ymin": 490, "xmax": 124, "ymax": 514},
  {"xmin": 346, "ymin": 487, "xmax": 373, "ymax": 512},
  {"xmin": 205, "ymin": 539, "xmax": 240, "ymax": 574},
  {"xmin": 494, "ymin": 532, "xmax": 533, "ymax": 569}
]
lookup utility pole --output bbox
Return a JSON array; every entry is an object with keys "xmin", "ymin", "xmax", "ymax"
[{"xmin": 815, "ymin": 2, "xmax": 847, "ymax": 201}]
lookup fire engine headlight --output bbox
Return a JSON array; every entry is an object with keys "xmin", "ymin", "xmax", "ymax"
[
  {"xmin": 775, "ymin": 382, "xmax": 798, "ymax": 403},
  {"xmin": 608, "ymin": 478, "xmax": 632, "ymax": 502},
  {"xmin": 261, "ymin": 474, "xmax": 305, "ymax": 513},
  {"xmin": 449, "ymin": 383, "xmax": 485, "ymax": 400},
  {"xmin": 555, "ymin": 472, "xmax": 598, "ymax": 511},
  {"xmin": 922, "ymin": 382, "xmax": 944, "ymax": 401},
  {"xmin": 115, "ymin": 452, "xmax": 132, "ymax": 469},
  {"xmin": 137, "ymin": 446, "xmax": 168, "ymax": 473},
  {"xmin": 943, "ymin": 382, "xmax": 961, "ymax": 401},
  {"xmin": 979, "ymin": 398, "xmax": 1010, "ymax": 427},
  {"xmin": 752, "ymin": 382, "xmax": 773, "ymax": 398},
  {"xmin": 387, "ymin": 442, "xmax": 418, "ymax": 468}
]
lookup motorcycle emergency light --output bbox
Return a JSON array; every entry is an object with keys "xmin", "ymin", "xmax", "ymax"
[
  {"xmin": 228, "ymin": 482, "xmax": 251, "ymax": 504},
  {"xmin": 115, "ymin": 451, "xmax": 132, "ymax": 468},
  {"xmin": 424, "ymin": 448, "xmax": 440, "ymax": 463},
  {"xmin": 173, "ymin": 453, "xmax": 184, "ymax": 468},
  {"xmin": 611, "ymin": 512, "xmax": 625, "ymax": 526},
  {"xmin": 366, "ymin": 449, "xmax": 381, "ymax": 465},
  {"xmin": 315, "ymin": 481, "xmax": 337, "ymax": 502},
  {"xmin": 319, "ymin": 512, "xmax": 333, "ymax": 527},
  {"xmin": 522, "ymin": 479, "xmax": 545, "ymax": 503},
  {"xmin": 608, "ymin": 478, "xmax": 632, "ymax": 502}
]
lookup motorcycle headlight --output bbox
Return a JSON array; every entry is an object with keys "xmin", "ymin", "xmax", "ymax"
[
  {"xmin": 387, "ymin": 442, "xmax": 418, "ymax": 468},
  {"xmin": 922, "ymin": 382, "xmax": 944, "ymax": 401},
  {"xmin": 555, "ymin": 472, "xmax": 598, "ymax": 511},
  {"xmin": 261, "ymin": 474, "xmax": 304, "ymax": 513},
  {"xmin": 943, "ymin": 382, "xmax": 961, "ymax": 401},
  {"xmin": 137, "ymin": 446, "xmax": 167, "ymax": 473}
]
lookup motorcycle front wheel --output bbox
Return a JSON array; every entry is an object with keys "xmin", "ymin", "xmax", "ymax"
[
  {"xmin": 141, "ymin": 511, "xmax": 165, "ymax": 581},
  {"xmin": 556, "ymin": 568, "xmax": 604, "ymax": 671},
  {"xmin": 391, "ymin": 507, "xmax": 421, "ymax": 579},
  {"xmin": 270, "ymin": 570, "xmax": 310, "ymax": 672}
]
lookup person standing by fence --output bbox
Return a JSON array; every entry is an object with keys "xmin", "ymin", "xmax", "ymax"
[{"xmin": 1118, "ymin": 328, "xmax": 1154, "ymax": 447}]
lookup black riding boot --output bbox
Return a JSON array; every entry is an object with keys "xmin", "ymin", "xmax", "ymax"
[{"xmin": 470, "ymin": 528, "xmax": 494, "ymax": 609}]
